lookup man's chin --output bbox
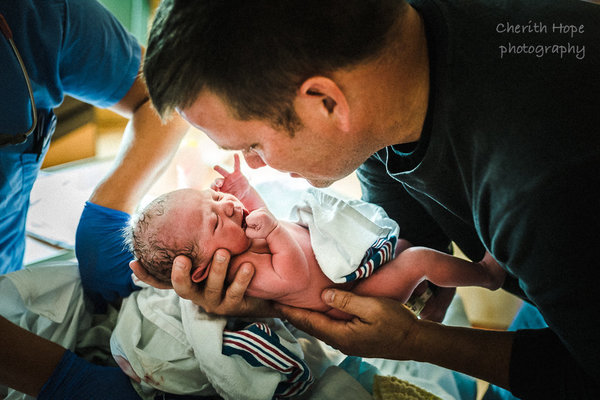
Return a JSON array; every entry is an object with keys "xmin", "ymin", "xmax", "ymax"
[
  {"xmin": 306, "ymin": 179, "xmax": 335, "ymax": 188},
  {"xmin": 289, "ymin": 173, "xmax": 336, "ymax": 188}
]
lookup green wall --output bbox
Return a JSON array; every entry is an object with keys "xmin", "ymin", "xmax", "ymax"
[{"xmin": 98, "ymin": 0, "xmax": 151, "ymax": 45}]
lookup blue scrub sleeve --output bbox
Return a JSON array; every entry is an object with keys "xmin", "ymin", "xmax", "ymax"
[
  {"xmin": 75, "ymin": 201, "xmax": 139, "ymax": 310},
  {"xmin": 38, "ymin": 350, "xmax": 141, "ymax": 400},
  {"xmin": 61, "ymin": 0, "xmax": 142, "ymax": 107}
]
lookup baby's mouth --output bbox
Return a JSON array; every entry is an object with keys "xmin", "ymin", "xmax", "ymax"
[{"xmin": 241, "ymin": 209, "xmax": 248, "ymax": 229}]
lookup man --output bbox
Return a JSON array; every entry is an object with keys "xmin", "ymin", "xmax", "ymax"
[{"xmin": 139, "ymin": 0, "xmax": 600, "ymax": 399}]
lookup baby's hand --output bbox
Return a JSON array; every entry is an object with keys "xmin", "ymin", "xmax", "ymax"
[
  {"xmin": 245, "ymin": 208, "xmax": 278, "ymax": 239},
  {"xmin": 212, "ymin": 154, "xmax": 251, "ymax": 198}
]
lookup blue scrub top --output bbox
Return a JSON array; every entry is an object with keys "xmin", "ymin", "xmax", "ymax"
[{"xmin": 0, "ymin": 0, "xmax": 141, "ymax": 273}]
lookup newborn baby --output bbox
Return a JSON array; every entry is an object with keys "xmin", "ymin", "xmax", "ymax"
[{"xmin": 126, "ymin": 155, "xmax": 506, "ymax": 319}]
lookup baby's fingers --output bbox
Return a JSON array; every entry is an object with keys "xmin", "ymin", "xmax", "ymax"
[
  {"xmin": 233, "ymin": 153, "xmax": 241, "ymax": 171},
  {"xmin": 214, "ymin": 165, "xmax": 230, "ymax": 178},
  {"xmin": 211, "ymin": 177, "xmax": 224, "ymax": 191}
]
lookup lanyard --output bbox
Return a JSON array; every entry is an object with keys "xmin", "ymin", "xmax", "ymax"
[{"xmin": 0, "ymin": 13, "xmax": 38, "ymax": 146}]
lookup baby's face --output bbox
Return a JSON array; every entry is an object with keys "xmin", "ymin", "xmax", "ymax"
[{"xmin": 166, "ymin": 188, "xmax": 249, "ymax": 282}]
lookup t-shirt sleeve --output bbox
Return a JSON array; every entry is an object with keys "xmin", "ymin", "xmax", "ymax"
[
  {"xmin": 59, "ymin": 0, "xmax": 141, "ymax": 108},
  {"xmin": 357, "ymin": 154, "xmax": 451, "ymax": 253}
]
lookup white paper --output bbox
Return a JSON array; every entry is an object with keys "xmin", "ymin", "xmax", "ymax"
[{"xmin": 26, "ymin": 159, "xmax": 113, "ymax": 249}]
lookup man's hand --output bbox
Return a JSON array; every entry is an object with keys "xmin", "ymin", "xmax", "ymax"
[
  {"xmin": 275, "ymin": 289, "xmax": 421, "ymax": 360},
  {"xmin": 130, "ymin": 249, "xmax": 277, "ymax": 317}
]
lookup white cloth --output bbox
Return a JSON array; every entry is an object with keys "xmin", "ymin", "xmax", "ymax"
[
  {"xmin": 0, "ymin": 260, "xmax": 474, "ymax": 400},
  {"xmin": 110, "ymin": 286, "xmax": 311, "ymax": 400},
  {"xmin": 290, "ymin": 188, "xmax": 400, "ymax": 283}
]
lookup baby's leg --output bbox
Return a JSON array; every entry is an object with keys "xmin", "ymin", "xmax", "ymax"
[
  {"xmin": 352, "ymin": 246, "xmax": 505, "ymax": 303},
  {"xmin": 351, "ymin": 255, "xmax": 425, "ymax": 304},
  {"xmin": 400, "ymin": 247, "xmax": 504, "ymax": 290},
  {"xmin": 372, "ymin": 247, "xmax": 504, "ymax": 293}
]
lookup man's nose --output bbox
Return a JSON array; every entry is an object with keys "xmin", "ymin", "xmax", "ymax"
[{"xmin": 243, "ymin": 152, "xmax": 267, "ymax": 169}]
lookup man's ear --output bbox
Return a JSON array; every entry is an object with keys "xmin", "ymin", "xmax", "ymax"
[{"xmin": 297, "ymin": 77, "xmax": 350, "ymax": 132}]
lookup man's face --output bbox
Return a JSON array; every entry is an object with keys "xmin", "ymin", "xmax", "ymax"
[{"xmin": 180, "ymin": 91, "xmax": 367, "ymax": 188}]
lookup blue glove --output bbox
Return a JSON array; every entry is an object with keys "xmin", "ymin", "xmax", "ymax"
[
  {"xmin": 38, "ymin": 350, "xmax": 141, "ymax": 400},
  {"xmin": 76, "ymin": 201, "xmax": 139, "ymax": 311}
]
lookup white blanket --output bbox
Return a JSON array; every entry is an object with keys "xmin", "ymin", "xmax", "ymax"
[
  {"xmin": 0, "ymin": 263, "xmax": 370, "ymax": 400},
  {"xmin": 290, "ymin": 188, "xmax": 400, "ymax": 283},
  {"xmin": 0, "ymin": 261, "xmax": 475, "ymax": 400},
  {"xmin": 111, "ymin": 286, "xmax": 313, "ymax": 399}
]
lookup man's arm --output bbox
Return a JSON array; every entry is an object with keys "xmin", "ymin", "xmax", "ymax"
[{"xmin": 276, "ymin": 289, "xmax": 513, "ymax": 389}]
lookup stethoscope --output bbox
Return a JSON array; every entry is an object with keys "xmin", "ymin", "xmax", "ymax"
[{"xmin": 0, "ymin": 12, "xmax": 38, "ymax": 146}]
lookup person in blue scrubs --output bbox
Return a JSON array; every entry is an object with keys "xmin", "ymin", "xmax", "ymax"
[{"xmin": 0, "ymin": 0, "xmax": 193, "ymax": 398}]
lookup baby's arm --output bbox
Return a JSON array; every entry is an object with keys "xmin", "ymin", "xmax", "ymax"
[
  {"xmin": 244, "ymin": 208, "xmax": 310, "ymax": 297},
  {"xmin": 213, "ymin": 154, "xmax": 266, "ymax": 211}
]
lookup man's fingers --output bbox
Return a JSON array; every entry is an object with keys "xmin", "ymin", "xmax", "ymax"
[
  {"xmin": 222, "ymin": 263, "xmax": 254, "ymax": 309},
  {"xmin": 277, "ymin": 304, "xmax": 331, "ymax": 331},
  {"xmin": 170, "ymin": 255, "xmax": 194, "ymax": 298},
  {"xmin": 276, "ymin": 304, "xmax": 354, "ymax": 349},
  {"xmin": 203, "ymin": 249, "xmax": 230, "ymax": 303},
  {"xmin": 322, "ymin": 289, "xmax": 376, "ymax": 321},
  {"xmin": 129, "ymin": 260, "xmax": 172, "ymax": 289}
]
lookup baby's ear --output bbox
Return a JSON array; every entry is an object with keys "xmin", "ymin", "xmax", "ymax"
[
  {"xmin": 191, "ymin": 264, "xmax": 209, "ymax": 283},
  {"xmin": 191, "ymin": 268, "xmax": 203, "ymax": 282}
]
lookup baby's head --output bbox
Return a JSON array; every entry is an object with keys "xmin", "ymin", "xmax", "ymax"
[{"xmin": 125, "ymin": 188, "xmax": 250, "ymax": 285}]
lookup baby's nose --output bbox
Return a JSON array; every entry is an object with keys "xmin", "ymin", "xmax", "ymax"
[
  {"xmin": 222, "ymin": 201, "xmax": 234, "ymax": 216},
  {"xmin": 222, "ymin": 201, "xmax": 241, "ymax": 217}
]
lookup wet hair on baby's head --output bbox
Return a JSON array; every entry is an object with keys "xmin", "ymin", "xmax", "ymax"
[{"xmin": 123, "ymin": 192, "xmax": 200, "ymax": 285}]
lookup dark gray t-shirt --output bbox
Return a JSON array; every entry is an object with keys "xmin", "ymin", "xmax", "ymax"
[{"xmin": 358, "ymin": 0, "xmax": 600, "ymax": 397}]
